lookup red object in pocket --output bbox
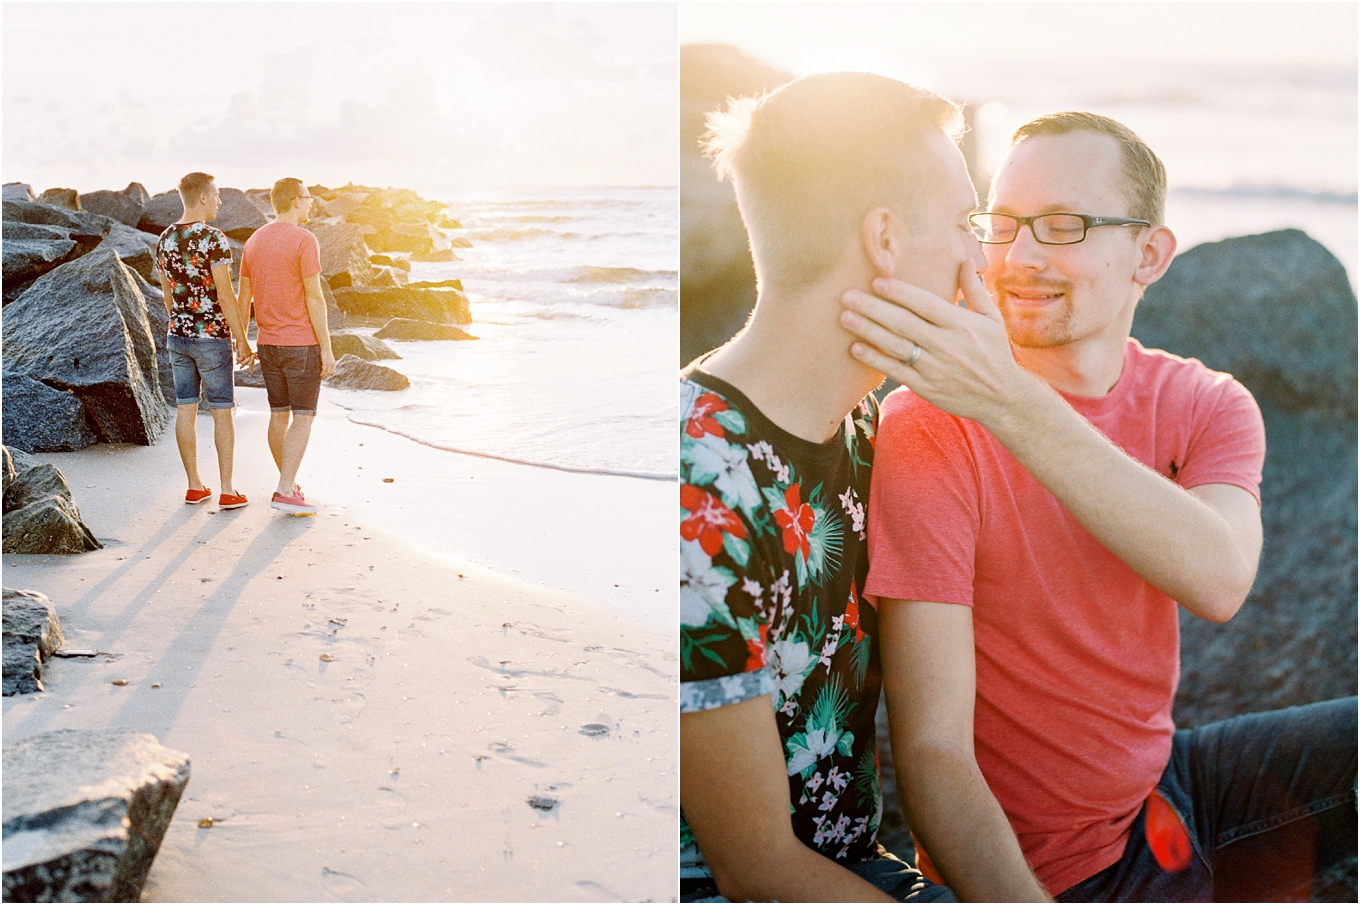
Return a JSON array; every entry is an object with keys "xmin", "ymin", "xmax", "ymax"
[{"xmin": 1145, "ymin": 788, "xmax": 1193, "ymax": 872}]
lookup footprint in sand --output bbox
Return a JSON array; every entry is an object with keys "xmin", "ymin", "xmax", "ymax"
[
  {"xmin": 375, "ymin": 786, "xmax": 407, "ymax": 829},
  {"xmin": 320, "ymin": 866, "xmax": 371, "ymax": 902}
]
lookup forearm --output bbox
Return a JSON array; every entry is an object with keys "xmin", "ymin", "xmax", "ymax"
[
  {"xmin": 896, "ymin": 743, "xmax": 1049, "ymax": 902},
  {"xmin": 980, "ymin": 374, "xmax": 1255, "ymax": 621},
  {"xmin": 707, "ymin": 836, "xmax": 895, "ymax": 903},
  {"xmin": 304, "ymin": 289, "xmax": 330, "ymax": 347}
]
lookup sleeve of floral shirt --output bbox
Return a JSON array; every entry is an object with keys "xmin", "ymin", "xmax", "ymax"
[
  {"xmin": 206, "ymin": 226, "xmax": 232, "ymax": 271},
  {"xmin": 679, "ymin": 377, "xmax": 785, "ymax": 715}
]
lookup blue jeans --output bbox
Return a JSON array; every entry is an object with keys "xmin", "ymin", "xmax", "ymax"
[
  {"xmin": 169, "ymin": 335, "xmax": 235, "ymax": 408},
  {"xmin": 1057, "ymin": 697, "xmax": 1357, "ymax": 902}
]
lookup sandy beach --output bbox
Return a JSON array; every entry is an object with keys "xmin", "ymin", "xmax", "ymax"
[{"xmin": 2, "ymin": 388, "xmax": 678, "ymax": 902}]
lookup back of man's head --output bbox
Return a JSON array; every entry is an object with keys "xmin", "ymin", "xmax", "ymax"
[
  {"xmin": 703, "ymin": 72, "xmax": 962, "ymax": 292},
  {"xmin": 270, "ymin": 177, "xmax": 307, "ymax": 214},
  {"xmin": 1011, "ymin": 111, "xmax": 1167, "ymax": 226},
  {"xmin": 177, "ymin": 172, "xmax": 215, "ymax": 206}
]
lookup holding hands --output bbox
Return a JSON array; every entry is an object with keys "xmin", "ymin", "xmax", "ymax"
[{"xmin": 840, "ymin": 262, "xmax": 1028, "ymax": 426}]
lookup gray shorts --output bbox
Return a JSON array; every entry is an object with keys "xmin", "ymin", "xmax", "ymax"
[
  {"xmin": 169, "ymin": 335, "xmax": 235, "ymax": 408},
  {"xmin": 258, "ymin": 344, "xmax": 321, "ymax": 415}
]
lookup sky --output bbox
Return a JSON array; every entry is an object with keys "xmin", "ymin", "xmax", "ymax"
[
  {"xmin": 680, "ymin": 2, "xmax": 1357, "ymax": 72},
  {"xmin": 3, "ymin": 2, "xmax": 678, "ymax": 196}
]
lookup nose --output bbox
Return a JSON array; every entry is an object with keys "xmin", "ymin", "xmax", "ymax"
[{"xmin": 1003, "ymin": 220, "xmax": 1048, "ymax": 271}]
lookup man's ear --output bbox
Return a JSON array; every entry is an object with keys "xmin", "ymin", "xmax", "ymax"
[
  {"xmin": 1134, "ymin": 225, "xmax": 1177, "ymax": 288},
  {"xmin": 860, "ymin": 206, "xmax": 900, "ymax": 279}
]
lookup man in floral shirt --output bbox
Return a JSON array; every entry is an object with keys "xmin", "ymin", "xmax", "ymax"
[
  {"xmin": 156, "ymin": 172, "xmax": 254, "ymax": 509},
  {"xmin": 680, "ymin": 72, "xmax": 1000, "ymax": 902}
]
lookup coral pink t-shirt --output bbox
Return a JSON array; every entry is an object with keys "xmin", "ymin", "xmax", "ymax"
[
  {"xmin": 864, "ymin": 339, "xmax": 1265, "ymax": 895},
  {"xmin": 241, "ymin": 221, "xmax": 323, "ymax": 346}
]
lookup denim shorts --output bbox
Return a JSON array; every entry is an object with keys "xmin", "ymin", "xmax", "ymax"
[
  {"xmin": 169, "ymin": 335, "xmax": 235, "ymax": 408},
  {"xmin": 258, "ymin": 344, "xmax": 321, "ymax": 415}
]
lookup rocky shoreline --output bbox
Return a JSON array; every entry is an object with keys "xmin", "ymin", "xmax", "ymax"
[{"xmin": 2, "ymin": 179, "xmax": 477, "ymax": 463}]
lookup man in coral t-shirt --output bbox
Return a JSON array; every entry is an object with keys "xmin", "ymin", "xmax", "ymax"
[
  {"xmin": 239, "ymin": 177, "xmax": 335, "ymax": 516},
  {"xmin": 840, "ymin": 112, "xmax": 1356, "ymax": 900}
]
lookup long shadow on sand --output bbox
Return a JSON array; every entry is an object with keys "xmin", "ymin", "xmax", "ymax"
[{"xmin": 108, "ymin": 516, "xmax": 316, "ymax": 731}]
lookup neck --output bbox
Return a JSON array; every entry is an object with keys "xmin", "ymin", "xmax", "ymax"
[
  {"xmin": 702, "ymin": 277, "xmax": 882, "ymax": 444},
  {"xmin": 274, "ymin": 210, "xmax": 304, "ymax": 226},
  {"xmin": 178, "ymin": 205, "xmax": 211, "ymax": 224},
  {"xmin": 1013, "ymin": 332, "xmax": 1130, "ymax": 397}
]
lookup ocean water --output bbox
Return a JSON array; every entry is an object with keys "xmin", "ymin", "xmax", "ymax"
[{"xmin": 324, "ymin": 186, "xmax": 678, "ymax": 481}]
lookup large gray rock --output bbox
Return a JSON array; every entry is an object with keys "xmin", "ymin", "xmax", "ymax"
[
  {"xmin": 4, "ymin": 183, "xmax": 35, "ymax": 202},
  {"xmin": 3, "ymin": 247, "xmax": 170, "ymax": 445},
  {"xmin": 326, "ymin": 354, "xmax": 409, "ymax": 391},
  {"xmin": 1, "ymin": 377, "xmax": 98, "ymax": 453},
  {"xmin": 329, "ymin": 332, "xmax": 400, "ymax": 361},
  {"xmin": 135, "ymin": 191, "xmax": 183, "ymax": 234},
  {"xmin": 209, "ymin": 188, "xmax": 268, "ymax": 240},
  {"xmin": 2, "ymin": 728, "xmax": 191, "ymax": 902},
  {"xmin": 374, "ymin": 318, "xmax": 478, "ymax": 341},
  {"xmin": 1132, "ymin": 230, "xmax": 1358, "ymax": 728},
  {"xmin": 332, "ymin": 286, "xmax": 471, "ymax": 325},
  {"xmin": 128, "ymin": 270, "xmax": 175, "ymax": 406},
  {"xmin": 2, "ymin": 453, "xmax": 101, "ymax": 555},
  {"xmin": 2, "ymin": 588, "xmax": 62, "ymax": 696},
  {"xmin": 3, "ymin": 199, "xmax": 114, "ymax": 238},
  {"xmin": 78, "ymin": 183, "xmax": 149, "ymax": 228},
  {"xmin": 2, "ymin": 221, "xmax": 78, "ymax": 287},
  {"xmin": 305, "ymin": 220, "xmax": 376, "ymax": 288},
  {"xmin": 1136, "ymin": 229, "xmax": 1356, "ymax": 418},
  {"xmin": 98, "ymin": 221, "xmax": 158, "ymax": 282},
  {"xmin": 35, "ymin": 188, "xmax": 80, "ymax": 211}
]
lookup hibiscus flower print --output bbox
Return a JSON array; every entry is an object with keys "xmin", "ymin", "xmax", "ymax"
[
  {"xmin": 680, "ymin": 484, "xmax": 747, "ymax": 557},
  {"xmin": 683, "ymin": 433, "xmax": 762, "ymax": 519},
  {"xmin": 767, "ymin": 635, "xmax": 816, "ymax": 708},
  {"xmin": 679, "ymin": 540, "xmax": 737, "ymax": 628},
  {"xmin": 686, "ymin": 392, "xmax": 729, "ymax": 439},
  {"xmin": 774, "ymin": 483, "xmax": 815, "ymax": 558}
]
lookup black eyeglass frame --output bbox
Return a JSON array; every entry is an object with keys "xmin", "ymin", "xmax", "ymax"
[{"xmin": 969, "ymin": 212, "xmax": 1152, "ymax": 245}]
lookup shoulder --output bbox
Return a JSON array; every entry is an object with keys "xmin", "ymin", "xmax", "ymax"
[{"xmin": 1128, "ymin": 339, "xmax": 1259, "ymax": 411}]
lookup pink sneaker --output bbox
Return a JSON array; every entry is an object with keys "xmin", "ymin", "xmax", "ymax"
[
  {"xmin": 270, "ymin": 489, "xmax": 317, "ymax": 515},
  {"xmin": 185, "ymin": 487, "xmax": 212, "ymax": 505},
  {"xmin": 219, "ymin": 492, "xmax": 249, "ymax": 510}
]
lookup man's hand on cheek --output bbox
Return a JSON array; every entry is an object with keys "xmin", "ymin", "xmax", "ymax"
[{"xmin": 839, "ymin": 262, "xmax": 1026, "ymax": 423}]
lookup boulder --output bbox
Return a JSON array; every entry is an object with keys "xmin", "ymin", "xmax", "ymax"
[
  {"xmin": 3, "ymin": 247, "xmax": 170, "ymax": 445},
  {"xmin": 2, "ymin": 221, "xmax": 78, "ymax": 287},
  {"xmin": 2, "ymin": 588, "xmax": 62, "ymax": 696},
  {"xmin": 3, "ymin": 495, "xmax": 101, "ymax": 555},
  {"xmin": 78, "ymin": 183, "xmax": 149, "ymax": 228},
  {"xmin": 332, "ymin": 286, "xmax": 471, "ymax": 325},
  {"xmin": 370, "ymin": 266, "xmax": 407, "ymax": 287},
  {"xmin": 2, "ymin": 728, "xmax": 190, "ymax": 902},
  {"xmin": 4, "ymin": 183, "xmax": 35, "ymax": 202},
  {"xmin": 234, "ymin": 365, "xmax": 266, "ymax": 389},
  {"xmin": 374, "ymin": 318, "xmax": 478, "ymax": 341},
  {"xmin": 98, "ymin": 220, "xmax": 157, "ymax": 282},
  {"xmin": 128, "ymin": 270, "xmax": 175, "ymax": 406},
  {"xmin": 1132, "ymin": 230, "xmax": 1358, "ymax": 728},
  {"xmin": 209, "ymin": 188, "xmax": 269, "ymax": 240},
  {"xmin": 2, "ymin": 447, "xmax": 13, "ymax": 500},
  {"xmin": 407, "ymin": 278, "xmax": 463, "ymax": 291},
  {"xmin": 326, "ymin": 354, "xmax": 410, "ymax": 391},
  {"xmin": 0, "ymin": 376, "xmax": 98, "ymax": 453},
  {"xmin": 369, "ymin": 254, "xmax": 410, "ymax": 272},
  {"xmin": 329, "ymin": 332, "xmax": 400, "ymax": 361},
  {"xmin": 35, "ymin": 187, "xmax": 80, "ymax": 211},
  {"xmin": 410, "ymin": 248, "xmax": 459, "ymax": 263},
  {"xmin": 306, "ymin": 220, "xmax": 376, "ymax": 288},
  {"xmin": 3, "ymin": 199, "xmax": 114, "ymax": 237},
  {"xmin": 136, "ymin": 190, "xmax": 183, "ymax": 234},
  {"xmin": 2, "ymin": 453, "xmax": 101, "ymax": 555}
]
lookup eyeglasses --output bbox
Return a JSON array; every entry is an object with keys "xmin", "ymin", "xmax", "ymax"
[{"xmin": 969, "ymin": 212, "xmax": 1151, "ymax": 245}]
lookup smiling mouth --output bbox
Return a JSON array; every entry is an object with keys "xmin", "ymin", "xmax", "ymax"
[{"xmin": 1001, "ymin": 287, "xmax": 1065, "ymax": 305}]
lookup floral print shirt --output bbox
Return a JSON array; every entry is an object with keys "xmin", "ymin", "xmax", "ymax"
[
  {"xmin": 680, "ymin": 367, "xmax": 882, "ymax": 881},
  {"xmin": 156, "ymin": 221, "xmax": 234, "ymax": 338}
]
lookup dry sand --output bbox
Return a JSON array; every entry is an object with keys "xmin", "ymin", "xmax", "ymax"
[{"xmin": 2, "ymin": 390, "xmax": 678, "ymax": 902}]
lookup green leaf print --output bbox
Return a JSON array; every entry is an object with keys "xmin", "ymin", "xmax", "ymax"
[{"xmin": 785, "ymin": 675, "xmax": 855, "ymax": 778}]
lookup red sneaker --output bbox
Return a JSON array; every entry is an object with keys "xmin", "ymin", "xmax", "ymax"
[
  {"xmin": 270, "ymin": 489, "xmax": 317, "ymax": 515},
  {"xmin": 185, "ymin": 487, "xmax": 212, "ymax": 505},
  {"xmin": 219, "ymin": 492, "xmax": 249, "ymax": 510}
]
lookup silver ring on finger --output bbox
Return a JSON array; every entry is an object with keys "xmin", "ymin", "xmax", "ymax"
[{"xmin": 906, "ymin": 341, "xmax": 923, "ymax": 368}]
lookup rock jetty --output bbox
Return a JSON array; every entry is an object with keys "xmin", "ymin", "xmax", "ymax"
[{"xmin": 2, "ymin": 180, "xmax": 476, "ymax": 454}]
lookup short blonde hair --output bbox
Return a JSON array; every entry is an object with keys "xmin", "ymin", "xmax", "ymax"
[
  {"xmin": 270, "ymin": 177, "xmax": 307, "ymax": 214},
  {"xmin": 177, "ymin": 172, "xmax": 214, "ymax": 205},
  {"xmin": 1011, "ymin": 112, "xmax": 1166, "ymax": 225},
  {"xmin": 703, "ymin": 72, "xmax": 963, "ymax": 291}
]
